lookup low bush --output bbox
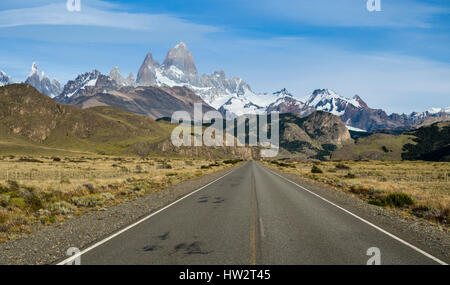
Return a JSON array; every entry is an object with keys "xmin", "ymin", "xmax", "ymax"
[
  {"xmin": 335, "ymin": 163, "xmax": 351, "ymax": 170},
  {"xmin": 100, "ymin": 193, "xmax": 115, "ymax": 200},
  {"xmin": 9, "ymin": 197, "xmax": 26, "ymax": 208},
  {"xmin": 382, "ymin": 193, "xmax": 414, "ymax": 207},
  {"xmin": 0, "ymin": 194, "xmax": 10, "ymax": 207},
  {"xmin": 49, "ymin": 201, "xmax": 76, "ymax": 215},
  {"xmin": 223, "ymin": 159, "xmax": 243, "ymax": 165},
  {"xmin": 369, "ymin": 193, "xmax": 414, "ymax": 208},
  {"xmin": 71, "ymin": 195, "xmax": 103, "ymax": 207},
  {"xmin": 311, "ymin": 165, "xmax": 323, "ymax": 174},
  {"xmin": 344, "ymin": 173, "xmax": 356, "ymax": 179},
  {"xmin": 17, "ymin": 158, "xmax": 43, "ymax": 163}
]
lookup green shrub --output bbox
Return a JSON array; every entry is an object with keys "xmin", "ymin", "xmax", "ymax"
[
  {"xmin": 344, "ymin": 173, "xmax": 356, "ymax": 179},
  {"xmin": 9, "ymin": 197, "xmax": 26, "ymax": 208},
  {"xmin": 25, "ymin": 193, "xmax": 43, "ymax": 211},
  {"xmin": 382, "ymin": 193, "xmax": 414, "ymax": 207},
  {"xmin": 381, "ymin": 146, "xmax": 390, "ymax": 153},
  {"xmin": 17, "ymin": 158, "xmax": 43, "ymax": 163},
  {"xmin": 100, "ymin": 193, "xmax": 115, "ymax": 200},
  {"xmin": 49, "ymin": 201, "xmax": 76, "ymax": 215},
  {"xmin": 335, "ymin": 163, "xmax": 350, "ymax": 170},
  {"xmin": 350, "ymin": 185, "xmax": 373, "ymax": 195},
  {"xmin": 7, "ymin": 180, "xmax": 20, "ymax": 192},
  {"xmin": 369, "ymin": 193, "xmax": 414, "ymax": 208},
  {"xmin": 0, "ymin": 194, "xmax": 10, "ymax": 207},
  {"xmin": 223, "ymin": 159, "xmax": 242, "ymax": 165},
  {"xmin": 311, "ymin": 165, "xmax": 323, "ymax": 174},
  {"xmin": 368, "ymin": 200, "xmax": 384, "ymax": 206},
  {"xmin": 71, "ymin": 195, "xmax": 103, "ymax": 207},
  {"xmin": 157, "ymin": 164, "xmax": 172, "ymax": 169}
]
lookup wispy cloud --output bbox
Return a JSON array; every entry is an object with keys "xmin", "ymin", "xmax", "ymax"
[
  {"xmin": 0, "ymin": 2, "xmax": 219, "ymax": 34},
  {"xmin": 246, "ymin": 0, "xmax": 448, "ymax": 28}
]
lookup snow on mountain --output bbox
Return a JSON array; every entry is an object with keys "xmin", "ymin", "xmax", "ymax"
[
  {"xmin": 56, "ymin": 70, "xmax": 102, "ymax": 102},
  {"xmin": 110, "ymin": 66, "xmax": 136, "ymax": 87},
  {"xmin": 24, "ymin": 63, "xmax": 62, "ymax": 98},
  {"xmin": 0, "ymin": 70, "xmax": 12, "ymax": 86},
  {"xmin": 266, "ymin": 89, "xmax": 313, "ymax": 115},
  {"xmin": 305, "ymin": 89, "xmax": 363, "ymax": 116},
  {"xmin": 135, "ymin": 42, "xmax": 284, "ymax": 117},
  {"xmin": 426, "ymin": 107, "xmax": 450, "ymax": 115},
  {"xmin": 345, "ymin": 125, "xmax": 367, "ymax": 132},
  {"xmin": 51, "ymin": 42, "xmax": 448, "ymax": 131},
  {"xmin": 218, "ymin": 96, "xmax": 266, "ymax": 118}
]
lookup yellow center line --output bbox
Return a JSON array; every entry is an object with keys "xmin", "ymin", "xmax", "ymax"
[{"xmin": 249, "ymin": 167, "xmax": 257, "ymax": 265}]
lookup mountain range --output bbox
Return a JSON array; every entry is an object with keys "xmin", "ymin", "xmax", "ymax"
[
  {"xmin": 24, "ymin": 63, "xmax": 62, "ymax": 98},
  {"xmin": 1, "ymin": 42, "xmax": 448, "ymax": 131},
  {"xmin": 1, "ymin": 83, "xmax": 448, "ymax": 161}
]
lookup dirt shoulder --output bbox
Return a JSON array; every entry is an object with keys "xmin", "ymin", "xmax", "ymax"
[
  {"xmin": 262, "ymin": 163, "xmax": 449, "ymax": 264},
  {"xmin": 0, "ymin": 165, "xmax": 241, "ymax": 265}
]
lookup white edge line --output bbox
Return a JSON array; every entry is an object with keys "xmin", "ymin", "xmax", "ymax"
[
  {"xmin": 57, "ymin": 165, "xmax": 241, "ymax": 265},
  {"xmin": 263, "ymin": 164, "xmax": 448, "ymax": 266}
]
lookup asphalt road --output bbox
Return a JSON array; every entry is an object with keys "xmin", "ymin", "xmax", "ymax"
[{"xmin": 64, "ymin": 161, "xmax": 444, "ymax": 265}]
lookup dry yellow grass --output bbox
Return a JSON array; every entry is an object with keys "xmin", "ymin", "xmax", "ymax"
[
  {"xmin": 0, "ymin": 155, "xmax": 241, "ymax": 242},
  {"xmin": 263, "ymin": 160, "xmax": 450, "ymax": 226},
  {"xmin": 0, "ymin": 156, "xmax": 224, "ymax": 192}
]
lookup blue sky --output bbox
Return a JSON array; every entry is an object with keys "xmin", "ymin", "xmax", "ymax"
[{"xmin": 0, "ymin": 0, "xmax": 449, "ymax": 113}]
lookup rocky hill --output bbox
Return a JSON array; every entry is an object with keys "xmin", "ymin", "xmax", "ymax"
[
  {"xmin": 402, "ymin": 121, "xmax": 450, "ymax": 161},
  {"xmin": 0, "ymin": 84, "xmax": 169, "ymax": 155},
  {"xmin": 331, "ymin": 121, "xmax": 450, "ymax": 162},
  {"xmin": 278, "ymin": 111, "xmax": 352, "ymax": 160},
  {"xmin": 0, "ymin": 84, "xmax": 258, "ymax": 159}
]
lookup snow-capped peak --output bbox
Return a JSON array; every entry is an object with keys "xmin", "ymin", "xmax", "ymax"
[
  {"xmin": 24, "ymin": 63, "xmax": 62, "ymax": 98},
  {"xmin": 309, "ymin": 89, "xmax": 362, "ymax": 107},
  {"xmin": 0, "ymin": 70, "xmax": 13, "ymax": 86},
  {"xmin": 427, "ymin": 107, "xmax": 450, "ymax": 114},
  {"xmin": 110, "ymin": 66, "xmax": 136, "ymax": 87},
  {"xmin": 29, "ymin": 62, "xmax": 39, "ymax": 77},
  {"xmin": 304, "ymin": 89, "xmax": 365, "ymax": 116},
  {"xmin": 174, "ymin": 42, "xmax": 187, "ymax": 49},
  {"xmin": 57, "ymin": 70, "xmax": 101, "ymax": 101},
  {"xmin": 273, "ymin": 88, "xmax": 293, "ymax": 98}
]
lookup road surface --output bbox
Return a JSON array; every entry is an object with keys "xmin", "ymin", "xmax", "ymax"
[{"xmin": 61, "ymin": 162, "xmax": 445, "ymax": 265}]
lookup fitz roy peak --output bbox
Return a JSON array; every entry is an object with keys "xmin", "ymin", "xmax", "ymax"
[
  {"xmin": 136, "ymin": 42, "xmax": 279, "ymax": 116},
  {"xmin": 162, "ymin": 42, "xmax": 198, "ymax": 75},
  {"xmin": 24, "ymin": 63, "xmax": 62, "ymax": 98}
]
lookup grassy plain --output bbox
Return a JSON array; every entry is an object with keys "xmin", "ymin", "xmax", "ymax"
[
  {"xmin": 0, "ymin": 155, "xmax": 242, "ymax": 243},
  {"xmin": 264, "ymin": 160, "xmax": 449, "ymax": 227}
]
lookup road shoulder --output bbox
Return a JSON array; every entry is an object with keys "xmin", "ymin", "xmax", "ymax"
[
  {"xmin": 260, "ymin": 162, "xmax": 450, "ymax": 264},
  {"xmin": 0, "ymin": 165, "xmax": 241, "ymax": 265}
]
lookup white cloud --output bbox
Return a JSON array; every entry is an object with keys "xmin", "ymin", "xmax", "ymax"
[{"xmin": 0, "ymin": 2, "xmax": 219, "ymax": 34}]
